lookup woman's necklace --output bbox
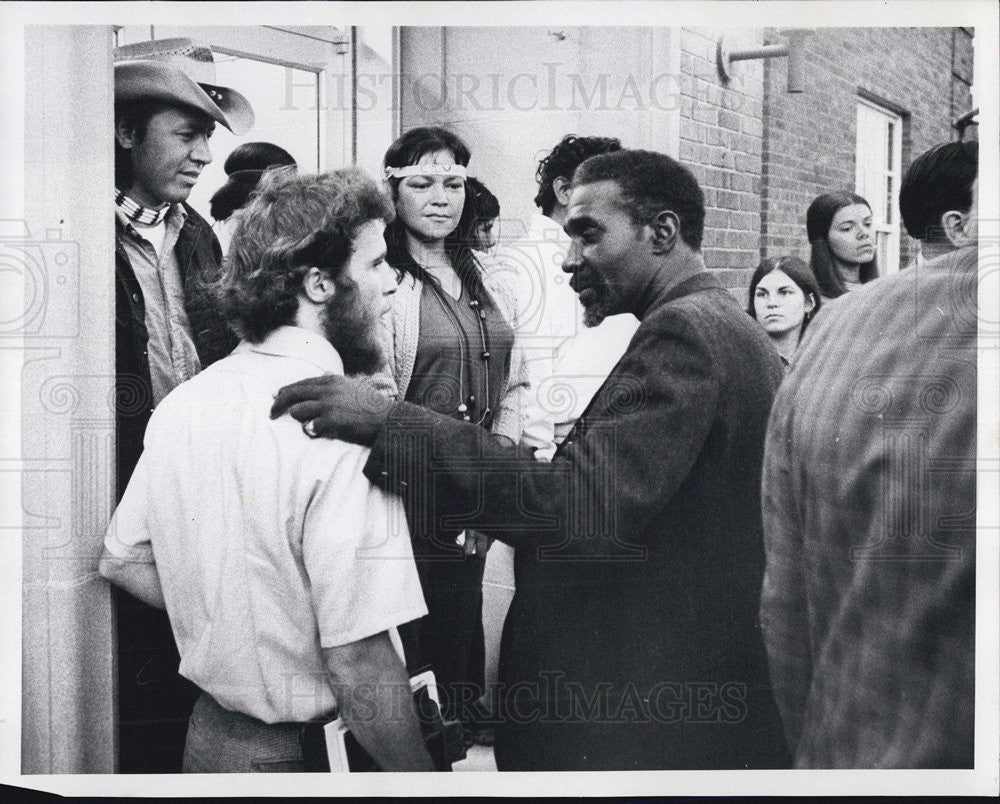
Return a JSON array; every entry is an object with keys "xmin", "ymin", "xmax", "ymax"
[{"xmin": 427, "ymin": 277, "xmax": 492, "ymax": 426}]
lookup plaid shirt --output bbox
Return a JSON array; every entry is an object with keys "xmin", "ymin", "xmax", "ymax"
[{"xmin": 760, "ymin": 246, "xmax": 977, "ymax": 768}]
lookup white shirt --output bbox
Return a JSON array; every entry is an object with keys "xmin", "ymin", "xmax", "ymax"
[
  {"xmin": 103, "ymin": 326, "xmax": 427, "ymax": 723},
  {"xmin": 498, "ymin": 213, "xmax": 639, "ymax": 459}
]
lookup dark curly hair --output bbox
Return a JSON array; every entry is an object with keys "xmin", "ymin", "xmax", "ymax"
[
  {"xmin": 213, "ymin": 168, "xmax": 394, "ymax": 343},
  {"xmin": 534, "ymin": 134, "xmax": 622, "ymax": 216},
  {"xmin": 209, "ymin": 142, "xmax": 296, "ymax": 222},
  {"xmin": 574, "ymin": 149, "xmax": 705, "ymax": 250}
]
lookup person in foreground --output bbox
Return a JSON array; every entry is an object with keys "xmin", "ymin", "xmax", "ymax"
[
  {"xmin": 899, "ymin": 140, "xmax": 978, "ymax": 269},
  {"xmin": 378, "ymin": 126, "xmax": 529, "ymax": 732},
  {"xmin": 759, "ymin": 145, "xmax": 978, "ymax": 767},
  {"xmin": 272, "ymin": 149, "xmax": 791, "ymax": 771},
  {"xmin": 100, "ymin": 168, "xmax": 433, "ymax": 772}
]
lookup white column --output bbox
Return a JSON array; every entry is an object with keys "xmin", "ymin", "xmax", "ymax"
[{"xmin": 20, "ymin": 25, "xmax": 116, "ymax": 774}]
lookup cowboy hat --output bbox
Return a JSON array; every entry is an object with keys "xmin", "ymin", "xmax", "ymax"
[{"xmin": 114, "ymin": 38, "xmax": 254, "ymax": 135}]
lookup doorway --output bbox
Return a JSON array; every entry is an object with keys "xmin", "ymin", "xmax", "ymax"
[{"xmin": 110, "ymin": 24, "xmax": 351, "ymax": 772}]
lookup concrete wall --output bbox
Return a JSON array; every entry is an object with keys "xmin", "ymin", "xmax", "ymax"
[
  {"xmin": 400, "ymin": 26, "xmax": 681, "ymax": 242},
  {"xmin": 20, "ymin": 26, "xmax": 117, "ymax": 773}
]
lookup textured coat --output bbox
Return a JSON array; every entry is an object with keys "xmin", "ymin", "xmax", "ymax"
[
  {"xmin": 365, "ymin": 271, "xmax": 791, "ymax": 770},
  {"xmin": 760, "ymin": 245, "xmax": 977, "ymax": 767}
]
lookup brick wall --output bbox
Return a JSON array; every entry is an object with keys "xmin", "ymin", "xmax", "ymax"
[
  {"xmin": 760, "ymin": 27, "xmax": 975, "ymax": 269},
  {"xmin": 679, "ymin": 27, "xmax": 766, "ymax": 294}
]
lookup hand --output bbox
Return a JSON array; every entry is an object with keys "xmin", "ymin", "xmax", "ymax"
[{"xmin": 270, "ymin": 373, "xmax": 395, "ymax": 446}]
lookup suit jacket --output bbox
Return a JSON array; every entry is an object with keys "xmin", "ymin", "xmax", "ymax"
[{"xmin": 365, "ymin": 271, "xmax": 791, "ymax": 770}]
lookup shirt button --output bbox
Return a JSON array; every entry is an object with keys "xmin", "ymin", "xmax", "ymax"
[{"xmin": 132, "ymin": 293, "xmax": 140, "ymax": 303}]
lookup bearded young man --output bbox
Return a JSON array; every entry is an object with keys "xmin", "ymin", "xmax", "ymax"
[
  {"xmin": 100, "ymin": 168, "xmax": 433, "ymax": 772},
  {"xmin": 271, "ymin": 150, "xmax": 792, "ymax": 771}
]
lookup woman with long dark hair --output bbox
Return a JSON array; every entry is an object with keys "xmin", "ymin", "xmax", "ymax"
[
  {"xmin": 381, "ymin": 126, "xmax": 526, "ymax": 732},
  {"xmin": 747, "ymin": 255, "xmax": 822, "ymax": 369},
  {"xmin": 465, "ymin": 176, "xmax": 501, "ymax": 253},
  {"xmin": 806, "ymin": 191, "xmax": 878, "ymax": 300}
]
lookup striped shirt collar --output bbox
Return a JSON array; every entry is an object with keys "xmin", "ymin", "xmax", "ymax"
[{"xmin": 115, "ymin": 189, "xmax": 172, "ymax": 226}]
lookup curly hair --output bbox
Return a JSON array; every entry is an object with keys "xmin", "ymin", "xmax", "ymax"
[
  {"xmin": 806, "ymin": 192, "xmax": 878, "ymax": 298},
  {"xmin": 213, "ymin": 167, "xmax": 394, "ymax": 343},
  {"xmin": 573, "ymin": 149, "xmax": 705, "ymax": 250},
  {"xmin": 534, "ymin": 134, "xmax": 622, "ymax": 216}
]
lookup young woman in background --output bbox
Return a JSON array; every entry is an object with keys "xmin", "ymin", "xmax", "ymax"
[
  {"xmin": 806, "ymin": 191, "xmax": 878, "ymax": 300},
  {"xmin": 747, "ymin": 255, "xmax": 822, "ymax": 369}
]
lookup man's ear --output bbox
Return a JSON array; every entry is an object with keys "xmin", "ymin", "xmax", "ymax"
[
  {"xmin": 552, "ymin": 176, "xmax": 573, "ymax": 208},
  {"xmin": 941, "ymin": 208, "xmax": 975, "ymax": 248},
  {"xmin": 115, "ymin": 119, "xmax": 137, "ymax": 150},
  {"xmin": 301, "ymin": 266, "xmax": 335, "ymax": 304},
  {"xmin": 649, "ymin": 210, "xmax": 680, "ymax": 254},
  {"xmin": 804, "ymin": 293, "xmax": 816, "ymax": 314}
]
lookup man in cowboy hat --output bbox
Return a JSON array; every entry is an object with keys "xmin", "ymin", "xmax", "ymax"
[{"xmin": 111, "ymin": 37, "xmax": 253, "ymax": 773}]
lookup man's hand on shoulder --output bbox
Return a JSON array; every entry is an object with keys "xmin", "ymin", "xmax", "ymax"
[{"xmin": 270, "ymin": 373, "xmax": 395, "ymax": 446}]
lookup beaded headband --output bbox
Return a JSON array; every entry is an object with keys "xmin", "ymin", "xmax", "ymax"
[{"xmin": 383, "ymin": 164, "xmax": 468, "ymax": 180}]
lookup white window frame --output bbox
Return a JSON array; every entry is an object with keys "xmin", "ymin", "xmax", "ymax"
[
  {"xmin": 856, "ymin": 98, "xmax": 904, "ymax": 275},
  {"xmin": 115, "ymin": 25, "xmax": 351, "ymax": 171}
]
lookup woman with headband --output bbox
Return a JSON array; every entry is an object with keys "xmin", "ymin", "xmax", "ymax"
[{"xmin": 381, "ymin": 126, "xmax": 527, "ymax": 738}]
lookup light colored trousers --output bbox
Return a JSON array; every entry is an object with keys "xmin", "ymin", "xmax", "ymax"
[{"xmin": 182, "ymin": 691, "xmax": 308, "ymax": 773}]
